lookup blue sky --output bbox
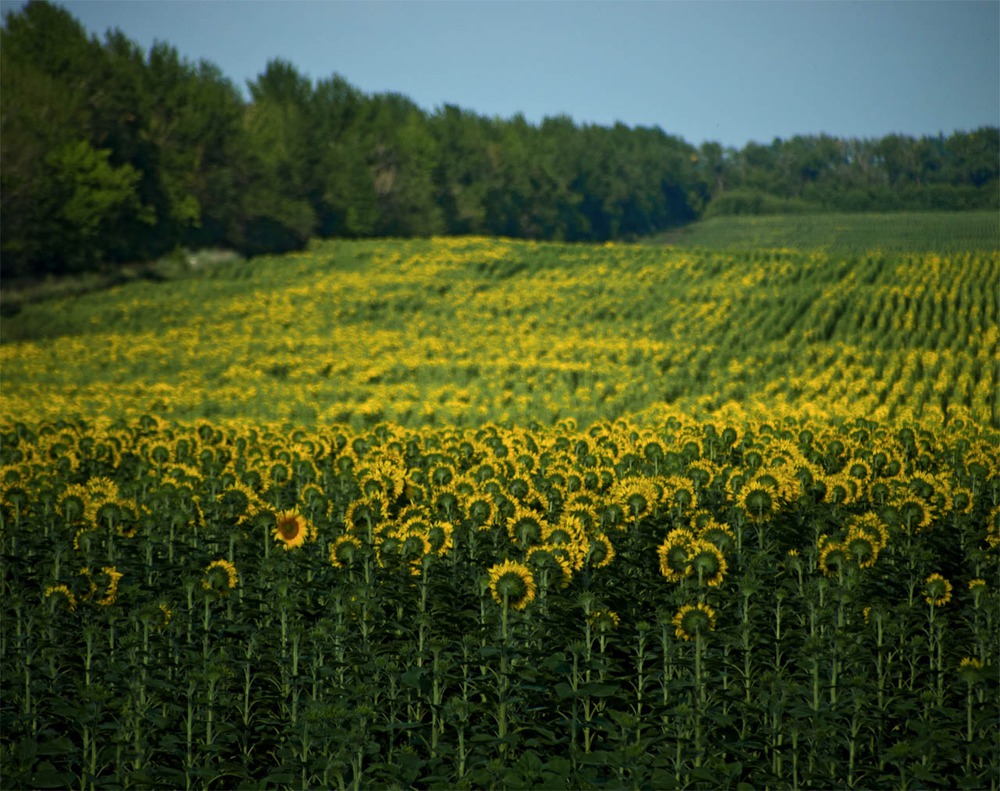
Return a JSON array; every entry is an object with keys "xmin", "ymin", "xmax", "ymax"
[{"xmin": 7, "ymin": 0, "xmax": 999, "ymax": 148}]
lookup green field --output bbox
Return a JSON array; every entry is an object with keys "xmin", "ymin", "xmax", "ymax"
[
  {"xmin": 2, "ymin": 215, "xmax": 998, "ymax": 428},
  {"xmin": 1, "ymin": 214, "xmax": 998, "ymax": 789},
  {"xmin": 655, "ymin": 210, "xmax": 1000, "ymax": 254}
]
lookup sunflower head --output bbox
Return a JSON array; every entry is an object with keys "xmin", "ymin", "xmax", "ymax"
[
  {"xmin": 487, "ymin": 560, "xmax": 537, "ymax": 611},
  {"xmin": 427, "ymin": 522, "xmax": 454, "ymax": 555},
  {"xmin": 958, "ymin": 657, "xmax": 985, "ymax": 685},
  {"xmin": 526, "ymin": 544, "xmax": 572, "ymax": 582},
  {"xmin": 672, "ymin": 602, "xmax": 716, "ymax": 641},
  {"xmin": 586, "ymin": 532, "xmax": 616, "ymax": 569},
  {"xmin": 93, "ymin": 566, "xmax": 124, "ymax": 606},
  {"xmin": 156, "ymin": 603, "xmax": 173, "ymax": 630},
  {"xmin": 58, "ymin": 485, "xmax": 88, "ymax": 523},
  {"xmin": 696, "ymin": 518, "xmax": 736, "ymax": 556},
  {"xmin": 329, "ymin": 535, "xmax": 362, "ymax": 569},
  {"xmin": 987, "ymin": 506, "xmax": 1000, "ymax": 549},
  {"xmin": 467, "ymin": 495, "xmax": 495, "ymax": 528},
  {"xmin": 400, "ymin": 531, "xmax": 431, "ymax": 569},
  {"xmin": 818, "ymin": 540, "xmax": 849, "ymax": 577},
  {"xmin": 589, "ymin": 609, "xmax": 621, "ymax": 633},
  {"xmin": 896, "ymin": 497, "xmax": 934, "ymax": 533},
  {"xmin": 202, "ymin": 559, "xmax": 239, "ymax": 595},
  {"xmin": 273, "ymin": 510, "xmax": 315, "ymax": 551},
  {"xmin": 848, "ymin": 513, "xmax": 889, "ymax": 552},
  {"xmin": 44, "ymin": 584, "xmax": 77, "ymax": 612},
  {"xmin": 345, "ymin": 495, "xmax": 385, "ymax": 535},
  {"xmin": 657, "ymin": 529, "xmax": 695, "ymax": 583},
  {"xmin": 688, "ymin": 539, "xmax": 727, "ymax": 587},
  {"xmin": 740, "ymin": 485, "xmax": 774, "ymax": 522},
  {"xmin": 507, "ymin": 506, "xmax": 544, "ymax": 547},
  {"xmin": 844, "ymin": 531, "xmax": 879, "ymax": 569},
  {"xmin": 924, "ymin": 573, "xmax": 953, "ymax": 607}
]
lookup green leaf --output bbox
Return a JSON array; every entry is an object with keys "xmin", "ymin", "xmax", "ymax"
[
  {"xmin": 580, "ymin": 681, "xmax": 619, "ymax": 697},
  {"xmin": 35, "ymin": 736, "xmax": 75, "ymax": 756},
  {"xmin": 30, "ymin": 762, "xmax": 75, "ymax": 789},
  {"xmin": 554, "ymin": 681, "xmax": 576, "ymax": 700}
]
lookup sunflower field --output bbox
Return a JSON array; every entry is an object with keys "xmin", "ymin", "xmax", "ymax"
[{"xmin": 1, "ymin": 224, "xmax": 998, "ymax": 788}]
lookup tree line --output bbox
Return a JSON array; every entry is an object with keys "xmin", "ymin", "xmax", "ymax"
[{"xmin": 2, "ymin": 1, "xmax": 997, "ymax": 278}]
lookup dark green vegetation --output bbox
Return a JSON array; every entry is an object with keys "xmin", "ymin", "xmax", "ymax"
[
  {"xmin": 1, "ymin": 417, "xmax": 998, "ymax": 789},
  {"xmin": 658, "ymin": 211, "xmax": 1000, "ymax": 254},
  {"xmin": 2, "ymin": 1, "xmax": 997, "ymax": 278}
]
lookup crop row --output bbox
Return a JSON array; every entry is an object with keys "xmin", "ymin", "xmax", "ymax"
[{"xmin": 2, "ymin": 239, "xmax": 996, "ymax": 428}]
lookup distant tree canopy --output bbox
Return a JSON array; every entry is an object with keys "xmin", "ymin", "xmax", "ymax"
[{"xmin": 3, "ymin": 1, "xmax": 998, "ymax": 277}]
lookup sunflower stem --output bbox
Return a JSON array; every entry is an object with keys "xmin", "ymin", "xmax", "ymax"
[
  {"xmin": 498, "ymin": 592, "xmax": 509, "ymax": 754},
  {"xmin": 694, "ymin": 631, "xmax": 704, "ymax": 768}
]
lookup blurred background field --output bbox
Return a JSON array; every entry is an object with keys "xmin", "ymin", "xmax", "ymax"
[{"xmin": 1, "ymin": 213, "xmax": 997, "ymax": 430}]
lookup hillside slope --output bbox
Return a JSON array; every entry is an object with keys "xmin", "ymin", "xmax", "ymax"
[{"xmin": 2, "ymin": 222, "xmax": 996, "ymax": 428}]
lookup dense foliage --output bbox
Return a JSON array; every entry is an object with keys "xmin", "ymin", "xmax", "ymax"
[
  {"xmin": 1, "ymin": 413, "xmax": 997, "ymax": 789},
  {"xmin": 2, "ymin": 1, "xmax": 997, "ymax": 277}
]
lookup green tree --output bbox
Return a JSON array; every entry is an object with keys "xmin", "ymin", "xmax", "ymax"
[{"xmin": 238, "ymin": 59, "xmax": 318, "ymax": 255}]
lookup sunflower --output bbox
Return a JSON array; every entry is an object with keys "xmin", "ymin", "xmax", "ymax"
[
  {"xmin": 506, "ymin": 504, "xmax": 544, "ymax": 547},
  {"xmin": 545, "ymin": 514, "xmax": 586, "ymax": 548},
  {"xmin": 267, "ymin": 460, "xmax": 291, "ymax": 485},
  {"xmin": 96, "ymin": 566, "xmax": 124, "ymax": 606},
  {"xmin": 427, "ymin": 521, "xmax": 455, "ymax": 556},
  {"xmin": 78, "ymin": 567, "xmax": 98, "ymax": 600},
  {"xmin": 156, "ymin": 603, "xmax": 173, "ymax": 630},
  {"xmin": 847, "ymin": 512, "xmax": 889, "ymax": 552},
  {"xmin": 586, "ymin": 532, "xmax": 616, "ymax": 569},
  {"xmin": 433, "ymin": 487, "xmax": 462, "ymax": 522},
  {"xmin": 612, "ymin": 478, "xmax": 658, "ymax": 520},
  {"xmin": 924, "ymin": 573, "xmax": 952, "ymax": 607},
  {"xmin": 590, "ymin": 610, "xmax": 621, "ymax": 633},
  {"xmin": 823, "ymin": 474, "xmax": 858, "ymax": 506},
  {"xmin": 394, "ymin": 531, "xmax": 432, "ymax": 575},
  {"xmin": 58, "ymin": 484, "xmax": 88, "ymax": 523},
  {"xmin": 987, "ymin": 506, "xmax": 1000, "ymax": 549},
  {"xmin": 817, "ymin": 539, "xmax": 849, "ymax": 577},
  {"xmin": 687, "ymin": 539, "xmax": 727, "ymax": 586},
  {"xmin": 272, "ymin": 510, "xmax": 315, "ymax": 551},
  {"xmin": 202, "ymin": 559, "xmax": 239, "ymax": 594},
  {"xmin": 299, "ymin": 482, "xmax": 326, "ymax": 510},
  {"xmin": 665, "ymin": 476, "xmax": 698, "ymax": 514},
  {"xmin": 847, "ymin": 460, "xmax": 871, "ymax": 482},
  {"xmin": 696, "ymin": 518, "xmax": 736, "ymax": 555},
  {"xmin": 951, "ymin": 488, "xmax": 974, "ymax": 516},
  {"xmin": 657, "ymin": 528, "xmax": 696, "ymax": 583},
  {"xmin": 844, "ymin": 531, "xmax": 879, "ymax": 569},
  {"xmin": 466, "ymin": 493, "xmax": 496, "ymax": 528},
  {"xmin": 487, "ymin": 559, "xmax": 537, "ymax": 611},
  {"xmin": 672, "ymin": 602, "xmax": 716, "ymax": 641},
  {"xmin": 218, "ymin": 481, "xmax": 262, "ymax": 525},
  {"xmin": 329, "ymin": 535, "xmax": 362, "ymax": 569},
  {"xmin": 896, "ymin": 496, "xmax": 935, "ymax": 533},
  {"xmin": 685, "ymin": 461, "xmax": 715, "ymax": 489},
  {"xmin": 740, "ymin": 484, "xmax": 775, "ymax": 522},
  {"xmin": 527, "ymin": 544, "xmax": 573, "ymax": 580},
  {"xmin": 968, "ymin": 578, "xmax": 987, "ymax": 608},
  {"xmin": 958, "ymin": 657, "xmax": 985, "ymax": 684},
  {"xmin": 343, "ymin": 494, "xmax": 387, "ymax": 536},
  {"xmin": 44, "ymin": 584, "xmax": 77, "ymax": 612}
]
